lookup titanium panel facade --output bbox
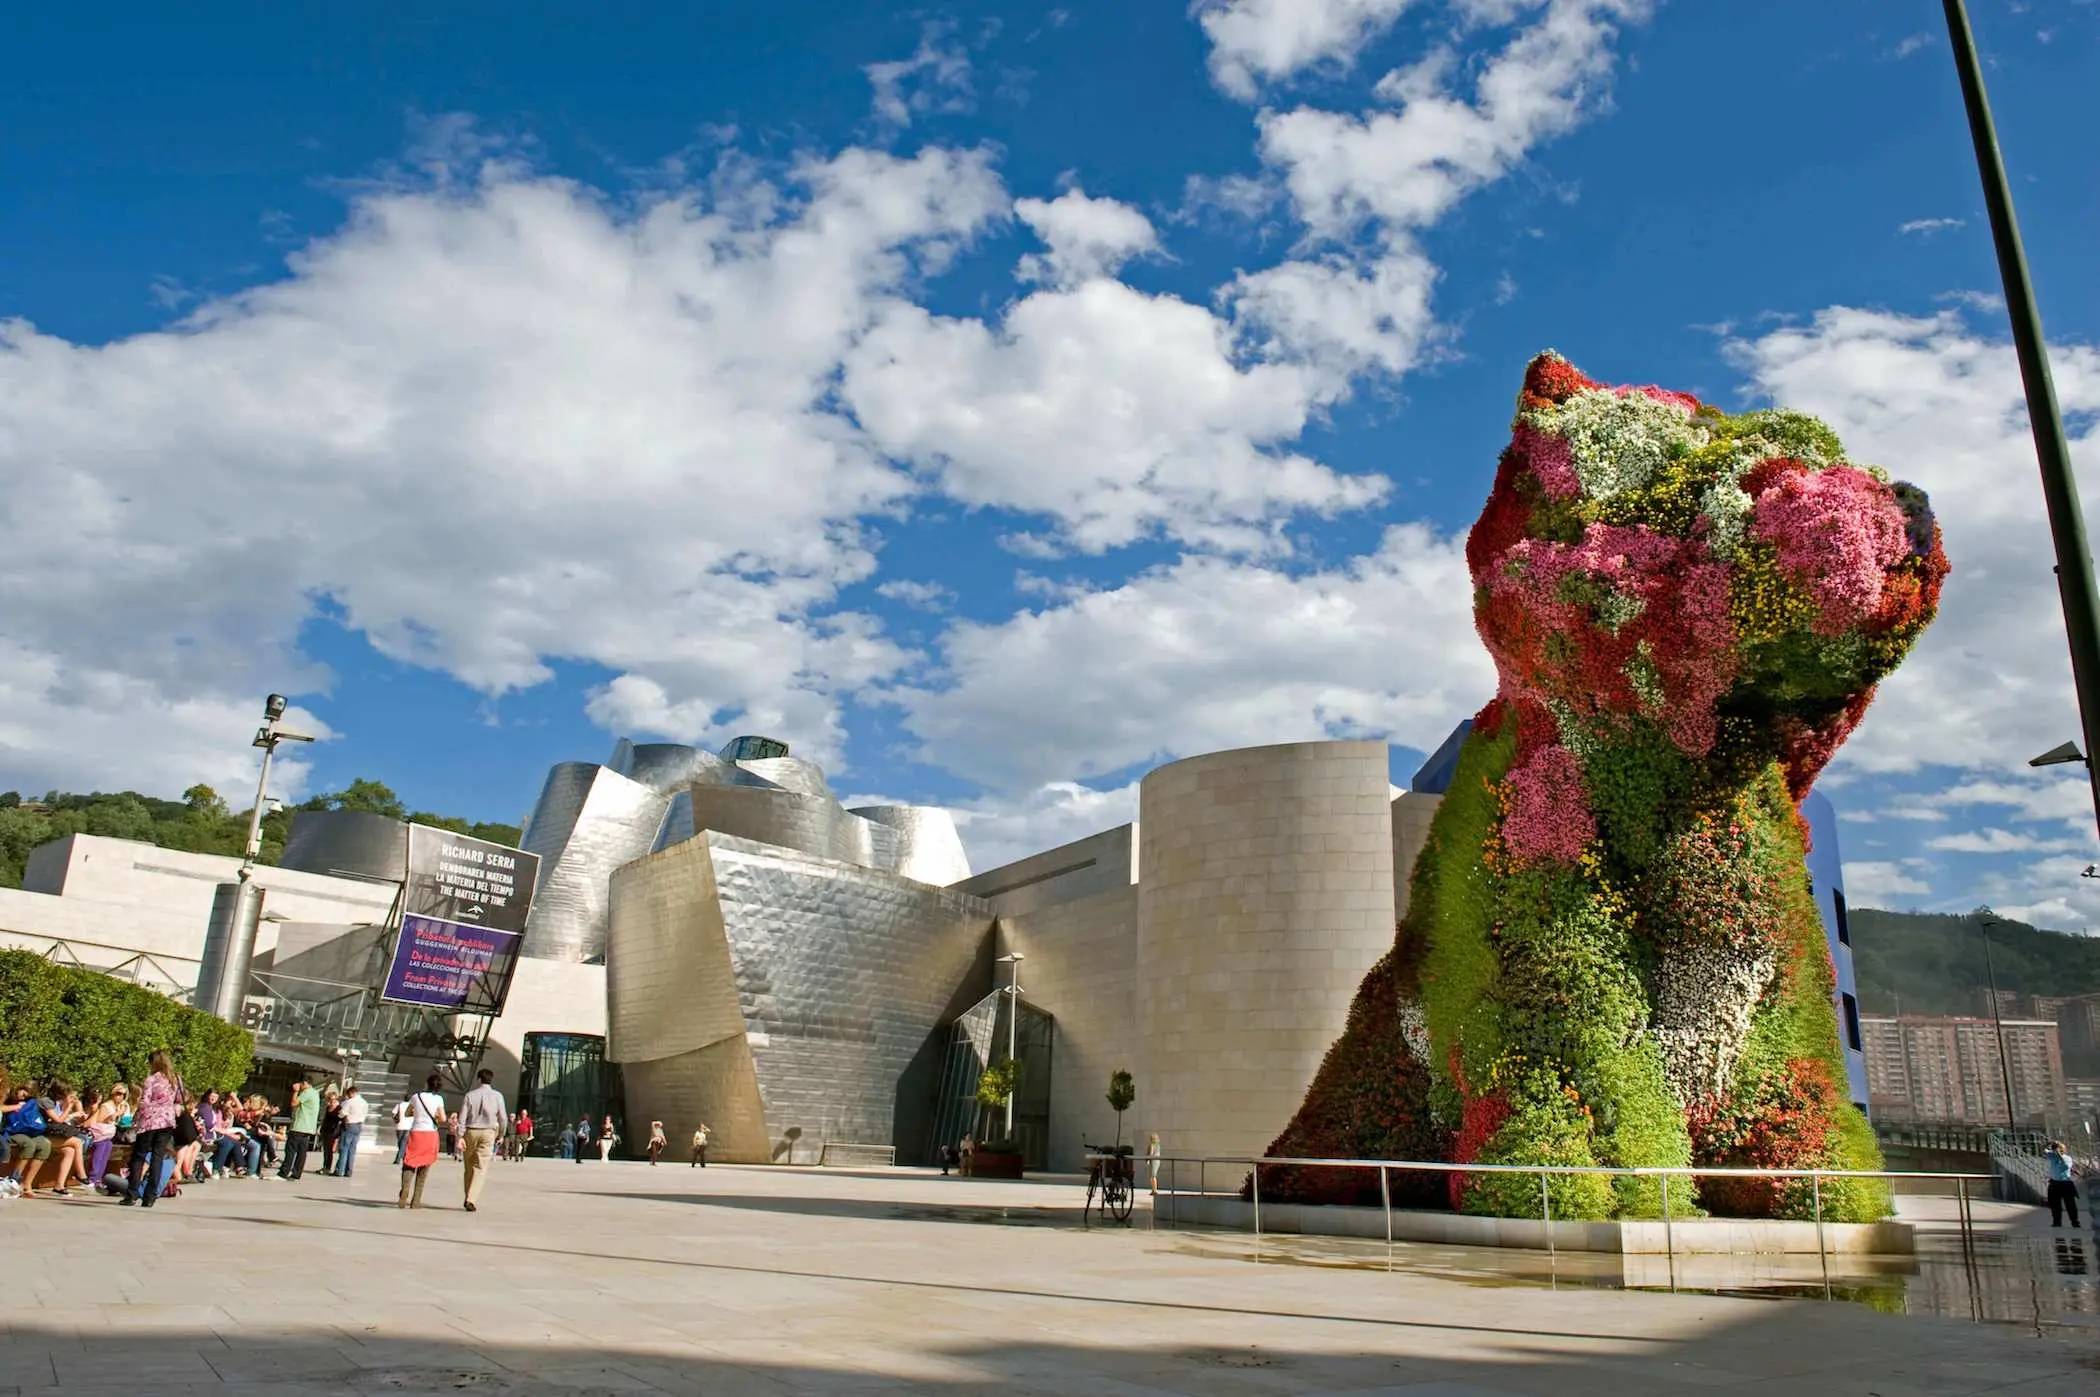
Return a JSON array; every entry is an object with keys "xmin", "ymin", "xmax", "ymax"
[
  {"xmin": 607, "ymin": 833, "xmax": 996, "ymax": 1164},
  {"xmin": 278, "ymin": 810, "xmax": 408, "ymax": 883},
  {"xmin": 848, "ymin": 805, "xmax": 972, "ymax": 887},
  {"xmin": 519, "ymin": 762, "xmax": 673, "ymax": 963}
]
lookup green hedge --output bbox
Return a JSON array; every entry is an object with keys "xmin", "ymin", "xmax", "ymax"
[{"xmin": 0, "ymin": 949, "xmax": 253, "ymax": 1094}]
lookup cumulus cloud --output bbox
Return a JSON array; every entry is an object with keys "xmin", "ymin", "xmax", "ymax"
[
  {"xmin": 1196, "ymin": 0, "xmax": 1419, "ymax": 101},
  {"xmin": 0, "ymin": 144, "xmax": 1006, "ymax": 785},
  {"xmin": 1846, "ymin": 860, "xmax": 1933, "ymax": 902},
  {"xmin": 1014, "ymin": 188, "xmax": 1161, "ymax": 286},
  {"xmin": 891, "ymin": 522, "xmax": 1491, "ymax": 792},
  {"xmin": 844, "ymin": 278, "xmax": 1388, "ymax": 553},
  {"xmin": 1228, "ymin": 0, "xmax": 1650, "ymax": 381}
]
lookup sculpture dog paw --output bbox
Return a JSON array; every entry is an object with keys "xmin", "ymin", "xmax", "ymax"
[{"xmin": 1265, "ymin": 352, "xmax": 1947, "ymax": 1220}]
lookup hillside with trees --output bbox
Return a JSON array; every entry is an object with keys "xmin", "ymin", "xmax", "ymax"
[
  {"xmin": 0, "ymin": 779, "xmax": 521, "ymax": 890},
  {"xmin": 1849, "ymin": 906, "xmax": 2100, "ymax": 1015}
]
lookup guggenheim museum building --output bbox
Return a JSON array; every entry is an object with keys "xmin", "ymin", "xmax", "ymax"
[{"xmin": 0, "ymin": 728, "xmax": 1866, "ymax": 1172}]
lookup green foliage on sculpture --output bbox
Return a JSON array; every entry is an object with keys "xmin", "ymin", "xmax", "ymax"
[{"xmin": 1264, "ymin": 353, "xmax": 1945, "ymax": 1221}]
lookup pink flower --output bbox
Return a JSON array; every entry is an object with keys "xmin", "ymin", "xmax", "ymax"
[
  {"xmin": 1516, "ymin": 425, "xmax": 1582, "ymax": 500},
  {"xmin": 1751, "ymin": 465, "xmax": 1908, "ymax": 634},
  {"xmin": 1618, "ymin": 384, "xmax": 1702, "ymax": 415},
  {"xmin": 1501, "ymin": 743, "xmax": 1594, "ymax": 864}
]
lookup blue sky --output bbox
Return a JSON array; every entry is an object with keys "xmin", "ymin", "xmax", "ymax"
[{"xmin": 3, "ymin": 1, "xmax": 2098, "ymax": 925}]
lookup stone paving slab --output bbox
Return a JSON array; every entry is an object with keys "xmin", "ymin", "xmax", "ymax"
[{"xmin": 0, "ymin": 1159, "xmax": 2094, "ymax": 1394}]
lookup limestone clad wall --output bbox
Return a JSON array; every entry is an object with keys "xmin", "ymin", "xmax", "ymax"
[
  {"xmin": 1136, "ymin": 740, "xmax": 1396, "ymax": 1164},
  {"xmin": 1391, "ymin": 790, "xmax": 1442, "ymax": 921}
]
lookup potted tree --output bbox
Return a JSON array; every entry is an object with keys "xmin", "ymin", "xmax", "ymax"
[
  {"xmin": 1106, "ymin": 1069, "xmax": 1135, "ymax": 1150},
  {"xmin": 971, "ymin": 1059, "xmax": 1026, "ymax": 1179}
]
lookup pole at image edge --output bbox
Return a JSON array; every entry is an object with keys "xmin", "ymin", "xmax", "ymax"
[{"xmin": 1942, "ymin": 0, "xmax": 2100, "ymax": 843}]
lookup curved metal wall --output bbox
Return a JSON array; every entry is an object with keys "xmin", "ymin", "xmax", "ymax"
[
  {"xmin": 683, "ymin": 785, "xmax": 869, "ymax": 865},
  {"xmin": 607, "ymin": 831, "xmax": 995, "ymax": 1165},
  {"xmin": 518, "ymin": 762, "xmax": 673, "ymax": 963},
  {"xmin": 1135, "ymin": 740, "xmax": 1396, "ymax": 1162},
  {"xmin": 732, "ymin": 755, "xmax": 832, "ymax": 799},
  {"xmin": 848, "ymin": 805, "xmax": 972, "ymax": 886},
  {"xmin": 278, "ymin": 809, "xmax": 407, "ymax": 883}
]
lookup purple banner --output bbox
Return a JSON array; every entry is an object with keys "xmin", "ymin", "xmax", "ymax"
[{"xmin": 380, "ymin": 913, "xmax": 521, "ymax": 1010}]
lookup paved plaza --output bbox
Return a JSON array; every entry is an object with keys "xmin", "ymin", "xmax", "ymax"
[{"xmin": 3, "ymin": 1160, "xmax": 2097, "ymax": 1396}]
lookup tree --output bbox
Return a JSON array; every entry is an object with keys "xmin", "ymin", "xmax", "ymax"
[
  {"xmin": 316, "ymin": 778, "xmax": 407, "ymax": 820},
  {"xmin": 1106, "ymin": 1068, "xmax": 1135, "ymax": 1149},
  {"xmin": 974, "ymin": 1059, "xmax": 1023, "ymax": 1145}
]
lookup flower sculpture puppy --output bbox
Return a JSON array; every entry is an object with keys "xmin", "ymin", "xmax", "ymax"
[{"xmin": 1264, "ymin": 352, "xmax": 1947, "ymax": 1220}]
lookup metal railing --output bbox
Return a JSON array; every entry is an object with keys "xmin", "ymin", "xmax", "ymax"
[{"xmin": 1145, "ymin": 1153, "xmax": 2000, "ymax": 1294}]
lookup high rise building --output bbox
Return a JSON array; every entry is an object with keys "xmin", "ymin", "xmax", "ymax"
[{"xmin": 1860, "ymin": 1014, "xmax": 2067, "ymax": 1126}]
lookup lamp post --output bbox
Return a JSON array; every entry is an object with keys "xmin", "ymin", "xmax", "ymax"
[
  {"xmin": 996, "ymin": 952, "xmax": 1025, "ymax": 1137},
  {"xmin": 1974, "ymin": 908, "xmax": 2020, "ymax": 1130},
  {"xmin": 194, "ymin": 695, "xmax": 316, "ymax": 1023},
  {"xmin": 1941, "ymin": 1, "xmax": 2100, "ymax": 845}
]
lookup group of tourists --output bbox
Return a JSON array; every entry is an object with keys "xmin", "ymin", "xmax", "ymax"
[
  {"xmin": 0, "ymin": 1055, "xmax": 523, "ymax": 1213},
  {"xmin": 0, "ymin": 1052, "xmax": 319, "ymax": 1205}
]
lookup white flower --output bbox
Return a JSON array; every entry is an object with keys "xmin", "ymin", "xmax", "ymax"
[{"xmin": 1529, "ymin": 389, "xmax": 1706, "ymax": 501}]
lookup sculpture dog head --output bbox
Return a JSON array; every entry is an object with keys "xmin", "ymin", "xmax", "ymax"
[{"xmin": 1467, "ymin": 351, "xmax": 1946, "ymax": 864}]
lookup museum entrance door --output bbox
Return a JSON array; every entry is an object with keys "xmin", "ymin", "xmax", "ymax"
[
  {"xmin": 517, "ymin": 1031, "xmax": 626, "ymax": 1156},
  {"xmin": 927, "ymin": 991, "xmax": 1054, "ymax": 1170}
]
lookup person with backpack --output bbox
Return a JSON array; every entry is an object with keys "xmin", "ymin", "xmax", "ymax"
[
  {"xmin": 397, "ymin": 1075, "xmax": 448, "ymax": 1209},
  {"xmin": 122, "ymin": 1051, "xmax": 181, "ymax": 1208}
]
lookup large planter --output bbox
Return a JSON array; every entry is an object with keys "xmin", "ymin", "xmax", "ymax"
[{"xmin": 970, "ymin": 1150, "xmax": 1024, "ymax": 1179}]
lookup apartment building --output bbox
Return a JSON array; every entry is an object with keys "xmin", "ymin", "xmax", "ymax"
[{"xmin": 1860, "ymin": 1014, "xmax": 2067, "ymax": 1126}]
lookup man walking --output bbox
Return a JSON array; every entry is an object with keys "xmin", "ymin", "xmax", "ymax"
[
  {"xmin": 2045, "ymin": 1140, "xmax": 2083, "ymax": 1228},
  {"xmin": 691, "ymin": 1122, "xmax": 709, "ymax": 1168},
  {"xmin": 332, "ymin": 1087, "xmax": 369, "ymax": 1177},
  {"xmin": 574, "ymin": 1116, "xmax": 593, "ymax": 1165},
  {"xmin": 278, "ymin": 1079, "xmax": 320, "ymax": 1180},
  {"xmin": 458, "ymin": 1068, "xmax": 507, "ymax": 1213}
]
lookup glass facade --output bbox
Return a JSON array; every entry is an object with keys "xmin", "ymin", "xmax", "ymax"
[
  {"xmin": 928, "ymin": 990, "xmax": 1055, "ymax": 1170},
  {"xmin": 517, "ymin": 1031, "xmax": 627, "ymax": 1156}
]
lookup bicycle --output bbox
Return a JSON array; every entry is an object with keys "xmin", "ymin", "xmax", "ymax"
[{"xmin": 1084, "ymin": 1141, "xmax": 1135, "ymax": 1225}]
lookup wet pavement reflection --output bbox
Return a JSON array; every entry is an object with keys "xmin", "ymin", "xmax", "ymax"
[{"xmin": 1150, "ymin": 1223, "xmax": 2100, "ymax": 1334}]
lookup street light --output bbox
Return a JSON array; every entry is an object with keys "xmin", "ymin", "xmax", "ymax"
[
  {"xmin": 1941, "ymin": 2, "xmax": 2100, "ymax": 846},
  {"xmin": 1973, "ymin": 907, "xmax": 2020, "ymax": 1130},
  {"xmin": 243, "ymin": 693, "xmax": 315, "ymax": 874},
  {"xmin": 996, "ymin": 952, "xmax": 1025, "ymax": 1138},
  {"xmin": 194, "ymin": 694, "xmax": 316, "ymax": 1023}
]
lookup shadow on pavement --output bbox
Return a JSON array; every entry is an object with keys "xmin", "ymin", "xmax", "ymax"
[{"xmin": 0, "ymin": 1308, "xmax": 2096, "ymax": 1395}]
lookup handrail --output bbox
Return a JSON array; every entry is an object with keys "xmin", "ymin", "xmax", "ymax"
[{"xmin": 1144, "ymin": 1152, "xmax": 2001, "ymax": 1297}]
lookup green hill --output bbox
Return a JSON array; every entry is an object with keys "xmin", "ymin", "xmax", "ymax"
[
  {"xmin": 0, "ymin": 779, "xmax": 520, "ymax": 890},
  {"xmin": 1850, "ymin": 907, "xmax": 2100, "ymax": 1016}
]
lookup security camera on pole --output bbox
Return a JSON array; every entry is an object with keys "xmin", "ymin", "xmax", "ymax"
[{"xmin": 194, "ymin": 695, "xmax": 316, "ymax": 1023}]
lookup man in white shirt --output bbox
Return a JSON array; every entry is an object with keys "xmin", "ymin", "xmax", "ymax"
[
  {"xmin": 392, "ymin": 1098, "xmax": 414, "ymax": 1165},
  {"xmin": 456, "ymin": 1068, "xmax": 508, "ymax": 1213},
  {"xmin": 329, "ymin": 1087, "xmax": 371, "ymax": 1177}
]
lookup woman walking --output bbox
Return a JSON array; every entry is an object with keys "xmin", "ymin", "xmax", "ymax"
[
  {"xmin": 646, "ymin": 1120, "xmax": 666, "ymax": 1166},
  {"xmin": 397, "ymin": 1074, "xmax": 447, "ymax": 1209},
  {"xmin": 123, "ymin": 1051, "xmax": 181, "ymax": 1208},
  {"xmin": 596, "ymin": 1114, "xmax": 618, "ymax": 1163}
]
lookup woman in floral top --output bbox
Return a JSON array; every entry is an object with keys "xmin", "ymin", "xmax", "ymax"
[{"xmin": 122, "ymin": 1051, "xmax": 180, "ymax": 1208}]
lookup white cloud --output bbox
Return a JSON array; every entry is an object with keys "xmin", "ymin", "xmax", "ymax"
[
  {"xmin": 1228, "ymin": 0, "xmax": 1650, "ymax": 380},
  {"xmin": 875, "ymin": 579, "xmax": 956, "ymax": 611},
  {"xmin": 1846, "ymin": 859, "xmax": 1933, "ymax": 902},
  {"xmin": 844, "ymin": 278, "xmax": 1388, "ymax": 553},
  {"xmin": 1929, "ymin": 776, "xmax": 2095, "ymax": 826},
  {"xmin": 1014, "ymin": 188, "xmax": 1160, "ymax": 286},
  {"xmin": 892, "ymin": 522, "xmax": 1490, "ymax": 792},
  {"xmin": 1888, "ymin": 32, "xmax": 1934, "ymax": 60},
  {"xmin": 1898, "ymin": 217, "xmax": 1964, "ymax": 235},
  {"xmin": 1926, "ymin": 827, "xmax": 2081, "ymax": 855},
  {"xmin": 1196, "ymin": 0, "xmax": 1419, "ymax": 101},
  {"xmin": 865, "ymin": 23, "xmax": 975, "ymax": 128},
  {"xmin": 0, "ymin": 144, "xmax": 1006, "ymax": 789}
]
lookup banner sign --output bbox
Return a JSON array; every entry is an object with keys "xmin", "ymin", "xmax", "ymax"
[
  {"xmin": 381, "ymin": 914, "xmax": 520, "ymax": 1009},
  {"xmin": 379, "ymin": 825, "xmax": 541, "ymax": 1012}
]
